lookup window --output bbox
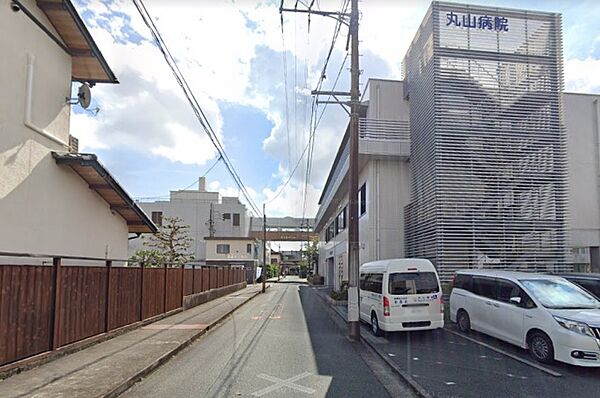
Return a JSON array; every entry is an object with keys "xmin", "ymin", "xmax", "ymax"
[
  {"xmin": 233, "ymin": 213, "xmax": 240, "ymax": 226},
  {"xmin": 521, "ymin": 279, "xmax": 600, "ymax": 309},
  {"xmin": 359, "ymin": 183, "xmax": 366, "ymax": 215},
  {"xmin": 336, "ymin": 207, "xmax": 346, "ymax": 232},
  {"xmin": 497, "ymin": 279, "xmax": 536, "ymax": 308},
  {"xmin": 389, "ymin": 272, "xmax": 440, "ymax": 295},
  {"xmin": 246, "ymin": 243, "xmax": 252, "ymax": 254},
  {"xmin": 360, "ymin": 273, "xmax": 383, "ymax": 293},
  {"xmin": 223, "ymin": 213, "xmax": 231, "ymax": 220},
  {"xmin": 496, "ymin": 279, "xmax": 521, "ymax": 303},
  {"xmin": 453, "ymin": 274, "xmax": 472, "ymax": 291},
  {"xmin": 151, "ymin": 211, "xmax": 163, "ymax": 227},
  {"xmin": 472, "ymin": 277, "xmax": 496, "ymax": 299},
  {"xmin": 216, "ymin": 244, "xmax": 230, "ymax": 254},
  {"xmin": 369, "ymin": 273, "xmax": 383, "ymax": 293}
]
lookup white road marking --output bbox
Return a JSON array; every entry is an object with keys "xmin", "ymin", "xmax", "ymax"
[
  {"xmin": 445, "ymin": 382, "xmax": 456, "ymax": 385},
  {"xmin": 388, "ymin": 353, "xmax": 396, "ymax": 357},
  {"xmin": 251, "ymin": 372, "xmax": 315, "ymax": 396},
  {"xmin": 446, "ymin": 329, "xmax": 562, "ymax": 377}
]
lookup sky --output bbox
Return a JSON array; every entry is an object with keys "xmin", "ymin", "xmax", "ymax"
[{"xmin": 71, "ymin": 0, "xmax": 600, "ymax": 221}]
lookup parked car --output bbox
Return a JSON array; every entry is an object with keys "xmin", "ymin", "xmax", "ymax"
[
  {"xmin": 553, "ymin": 273, "xmax": 600, "ymax": 300},
  {"xmin": 359, "ymin": 258, "xmax": 444, "ymax": 336},
  {"xmin": 450, "ymin": 270, "xmax": 600, "ymax": 366}
]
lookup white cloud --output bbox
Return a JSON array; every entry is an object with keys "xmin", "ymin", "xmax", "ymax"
[{"xmin": 565, "ymin": 57, "xmax": 600, "ymax": 94}]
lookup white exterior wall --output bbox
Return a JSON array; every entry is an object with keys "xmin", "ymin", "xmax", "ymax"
[
  {"xmin": 131, "ymin": 190, "xmax": 250, "ymax": 261},
  {"xmin": 564, "ymin": 93, "xmax": 600, "ymax": 270},
  {"xmin": 0, "ymin": 1, "xmax": 129, "ymax": 260}
]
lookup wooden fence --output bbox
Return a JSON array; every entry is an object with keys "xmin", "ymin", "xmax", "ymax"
[{"xmin": 0, "ymin": 254, "xmax": 246, "ymax": 367}]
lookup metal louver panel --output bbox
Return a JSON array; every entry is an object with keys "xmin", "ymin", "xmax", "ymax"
[{"xmin": 404, "ymin": 1, "xmax": 570, "ymax": 281}]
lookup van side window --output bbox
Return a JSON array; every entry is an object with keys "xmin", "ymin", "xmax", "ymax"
[
  {"xmin": 453, "ymin": 274, "xmax": 472, "ymax": 291},
  {"xmin": 359, "ymin": 273, "xmax": 367, "ymax": 290},
  {"xmin": 497, "ymin": 279, "xmax": 521, "ymax": 303},
  {"xmin": 472, "ymin": 277, "xmax": 496, "ymax": 300},
  {"xmin": 370, "ymin": 273, "xmax": 383, "ymax": 294}
]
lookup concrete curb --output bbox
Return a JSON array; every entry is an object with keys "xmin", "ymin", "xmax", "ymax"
[
  {"xmin": 103, "ymin": 285, "xmax": 268, "ymax": 398},
  {"xmin": 311, "ymin": 287, "xmax": 432, "ymax": 398}
]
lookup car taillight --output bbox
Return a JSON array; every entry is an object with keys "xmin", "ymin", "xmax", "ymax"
[
  {"xmin": 383, "ymin": 296, "xmax": 390, "ymax": 317},
  {"xmin": 439, "ymin": 294, "xmax": 444, "ymax": 313}
]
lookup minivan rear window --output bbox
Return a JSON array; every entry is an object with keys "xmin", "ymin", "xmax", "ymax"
[{"xmin": 389, "ymin": 272, "xmax": 439, "ymax": 295}]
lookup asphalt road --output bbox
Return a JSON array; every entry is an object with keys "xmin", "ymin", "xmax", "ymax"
[
  {"xmin": 366, "ymin": 323, "xmax": 600, "ymax": 398},
  {"xmin": 122, "ymin": 283, "xmax": 407, "ymax": 398}
]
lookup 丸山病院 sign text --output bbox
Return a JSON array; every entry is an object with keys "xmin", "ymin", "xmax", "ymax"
[{"xmin": 446, "ymin": 11, "xmax": 509, "ymax": 32}]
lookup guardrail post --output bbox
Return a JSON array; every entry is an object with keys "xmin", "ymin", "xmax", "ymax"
[
  {"xmin": 50, "ymin": 257, "xmax": 62, "ymax": 350},
  {"xmin": 104, "ymin": 260, "xmax": 112, "ymax": 333},
  {"xmin": 139, "ymin": 262, "xmax": 144, "ymax": 321}
]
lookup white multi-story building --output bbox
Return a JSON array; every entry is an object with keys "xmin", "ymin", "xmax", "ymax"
[
  {"xmin": 315, "ymin": 79, "xmax": 410, "ymax": 290},
  {"xmin": 130, "ymin": 177, "xmax": 252, "ymax": 263},
  {"xmin": 316, "ymin": 2, "xmax": 600, "ymax": 286},
  {"xmin": 0, "ymin": 0, "xmax": 155, "ymax": 261}
]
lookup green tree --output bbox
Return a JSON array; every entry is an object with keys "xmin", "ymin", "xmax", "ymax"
[
  {"xmin": 304, "ymin": 238, "xmax": 319, "ymax": 272},
  {"xmin": 129, "ymin": 248, "xmax": 163, "ymax": 268},
  {"xmin": 130, "ymin": 216, "xmax": 195, "ymax": 268}
]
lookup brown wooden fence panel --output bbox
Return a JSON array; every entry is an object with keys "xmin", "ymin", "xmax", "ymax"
[
  {"xmin": 202, "ymin": 268, "xmax": 210, "ymax": 291},
  {"xmin": 165, "ymin": 268, "xmax": 182, "ymax": 312},
  {"xmin": 142, "ymin": 268, "xmax": 165, "ymax": 319},
  {"xmin": 193, "ymin": 269, "xmax": 202, "ymax": 293},
  {"xmin": 226, "ymin": 268, "xmax": 231, "ymax": 286},
  {"xmin": 57, "ymin": 266, "xmax": 107, "ymax": 347},
  {"xmin": 108, "ymin": 267, "xmax": 141, "ymax": 330},
  {"xmin": 218, "ymin": 268, "xmax": 224, "ymax": 288},
  {"xmin": 210, "ymin": 268, "xmax": 217, "ymax": 289},
  {"xmin": 183, "ymin": 269, "xmax": 193, "ymax": 296},
  {"xmin": 0, "ymin": 265, "xmax": 53, "ymax": 366}
]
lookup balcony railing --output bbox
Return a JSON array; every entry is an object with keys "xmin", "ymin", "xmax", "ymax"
[{"xmin": 359, "ymin": 118, "xmax": 410, "ymax": 141}]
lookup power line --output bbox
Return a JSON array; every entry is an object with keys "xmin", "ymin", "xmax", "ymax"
[
  {"xmin": 301, "ymin": 0, "xmax": 350, "ymax": 220},
  {"xmin": 133, "ymin": 0, "xmax": 261, "ymax": 216},
  {"xmin": 134, "ymin": 155, "xmax": 222, "ymax": 201}
]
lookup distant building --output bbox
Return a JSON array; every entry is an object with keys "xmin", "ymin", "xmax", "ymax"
[
  {"xmin": 131, "ymin": 177, "xmax": 251, "ymax": 263},
  {"xmin": 316, "ymin": 1, "xmax": 600, "ymax": 286},
  {"xmin": 0, "ymin": 0, "xmax": 156, "ymax": 260}
]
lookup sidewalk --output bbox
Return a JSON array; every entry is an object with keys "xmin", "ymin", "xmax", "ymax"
[{"xmin": 0, "ymin": 284, "xmax": 266, "ymax": 398}]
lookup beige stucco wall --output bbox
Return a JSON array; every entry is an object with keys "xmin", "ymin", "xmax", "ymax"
[
  {"xmin": 205, "ymin": 239, "xmax": 256, "ymax": 261},
  {"xmin": 0, "ymin": 1, "xmax": 129, "ymax": 261}
]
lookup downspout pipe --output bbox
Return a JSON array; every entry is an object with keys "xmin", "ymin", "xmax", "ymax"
[{"xmin": 25, "ymin": 53, "xmax": 70, "ymax": 149}]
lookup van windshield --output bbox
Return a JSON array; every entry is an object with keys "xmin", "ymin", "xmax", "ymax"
[
  {"xmin": 520, "ymin": 279, "xmax": 600, "ymax": 309},
  {"xmin": 389, "ymin": 272, "xmax": 439, "ymax": 295}
]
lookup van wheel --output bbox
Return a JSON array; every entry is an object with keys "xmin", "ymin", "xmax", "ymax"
[
  {"xmin": 457, "ymin": 310, "xmax": 471, "ymax": 333},
  {"xmin": 371, "ymin": 312, "xmax": 383, "ymax": 337},
  {"xmin": 528, "ymin": 331, "xmax": 554, "ymax": 364}
]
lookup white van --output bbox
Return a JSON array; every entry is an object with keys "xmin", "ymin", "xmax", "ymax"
[
  {"xmin": 359, "ymin": 259, "xmax": 444, "ymax": 336},
  {"xmin": 450, "ymin": 270, "xmax": 600, "ymax": 366}
]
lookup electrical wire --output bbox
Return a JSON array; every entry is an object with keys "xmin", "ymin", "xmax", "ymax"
[
  {"xmin": 134, "ymin": 0, "xmax": 261, "ymax": 216},
  {"xmin": 134, "ymin": 155, "xmax": 222, "ymax": 201}
]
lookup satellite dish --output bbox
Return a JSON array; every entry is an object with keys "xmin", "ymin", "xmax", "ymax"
[{"xmin": 77, "ymin": 83, "xmax": 91, "ymax": 109}]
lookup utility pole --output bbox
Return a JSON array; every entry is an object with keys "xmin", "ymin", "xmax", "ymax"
[
  {"xmin": 280, "ymin": 0, "xmax": 360, "ymax": 341},
  {"xmin": 262, "ymin": 203, "xmax": 267, "ymax": 293},
  {"xmin": 346, "ymin": 0, "xmax": 360, "ymax": 342}
]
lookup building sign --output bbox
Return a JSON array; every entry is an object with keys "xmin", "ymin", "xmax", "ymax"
[{"xmin": 446, "ymin": 11, "xmax": 509, "ymax": 32}]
